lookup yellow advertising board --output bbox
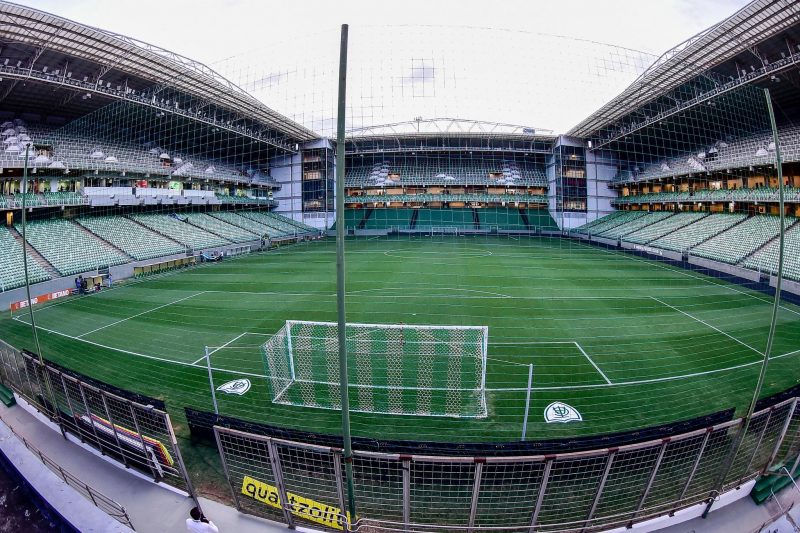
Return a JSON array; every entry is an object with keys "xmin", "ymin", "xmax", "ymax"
[{"xmin": 241, "ymin": 475, "xmax": 351, "ymax": 530}]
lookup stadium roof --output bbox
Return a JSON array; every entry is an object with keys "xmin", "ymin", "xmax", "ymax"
[
  {"xmin": 0, "ymin": 1, "xmax": 316, "ymax": 143},
  {"xmin": 569, "ymin": 0, "xmax": 800, "ymax": 138},
  {"xmin": 346, "ymin": 118, "xmax": 555, "ymax": 140}
]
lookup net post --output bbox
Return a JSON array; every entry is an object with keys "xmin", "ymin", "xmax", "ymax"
[
  {"xmin": 522, "ymin": 364, "xmax": 533, "ymax": 441},
  {"xmin": 285, "ymin": 321, "xmax": 296, "ymax": 380},
  {"xmin": 206, "ymin": 346, "xmax": 219, "ymax": 415},
  {"xmin": 335, "ymin": 22, "xmax": 357, "ymax": 522}
]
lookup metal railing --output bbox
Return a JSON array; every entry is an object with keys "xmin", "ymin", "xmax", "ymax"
[
  {"xmin": 0, "ymin": 413, "xmax": 135, "ymax": 530},
  {"xmin": 214, "ymin": 395, "xmax": 800, "ymax": 533}
]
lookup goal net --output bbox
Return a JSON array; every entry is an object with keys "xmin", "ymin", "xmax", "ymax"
[{"xmin": 261, "ymin": 320, "xmax": 488, "ymax": 418}]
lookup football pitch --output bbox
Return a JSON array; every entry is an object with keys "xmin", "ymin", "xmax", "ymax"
[{"xmin": 2, "ymin": 236, "xmax": 800, "ymax": 444}]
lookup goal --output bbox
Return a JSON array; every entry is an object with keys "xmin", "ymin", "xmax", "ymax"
[
  {"xmin": 430, "ymin": 225, "xmax": 460, "ymax": 236},
  {"xmin": 261, "ymin": 320, "xmax": 488, "ymax": 418}
]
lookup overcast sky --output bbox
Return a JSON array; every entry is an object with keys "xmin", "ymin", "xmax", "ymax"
[{"xmin": 17, "ymin": 0, "xmax": 751, "ymax": 134}]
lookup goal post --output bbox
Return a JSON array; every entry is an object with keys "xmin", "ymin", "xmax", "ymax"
[{"xmin": 261, "ymin": 320, "xmax": 488, "ymax": 418}]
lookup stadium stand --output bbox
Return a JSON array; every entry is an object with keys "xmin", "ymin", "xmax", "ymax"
[
  {"xmin": 15, "ymin": 219, "xmax": 129, "ymax": 276},
  {"xmin": 267, "ymin": 212, "xmax": 317, "ymax": 233},
  {"xmin": 597, "ymin": 211, "xmax": 674, "ymax": 239},
  {"xmin": 76, "ymin": 216, "xmax": 186, "ymax": 261},
  {"xmin": 614, "ymin": 125, "xmax": 800, "ymax": 185},
  {"xmin": 209, "ymin": 211, "xmax": 282, "ymax": 237},
  {"xmin": 128, "ymin": 213, "xmax": 230, "ymax": 250},
  {"xmin": 183, "ymin": 213, "xmax": 260, "ymax": 243},
  {"xmin": 743, "ymin": 221, "xmax": 800, "ymax": 281},
  {"xmin": 613, "ymin": 187, "xmax": 800, "ymax": 206},
  {"xmin": 573, "ymin": 210, "xmax": 647, "ymax": 235},
  {"xmin": 691, "ymin": 215, "xmax": 794, "ymax": 265},
  {"xmin": 0, "ymin": 226, "xmax": 50, "ymax": 291},
  {"xmin": 649, "ymin": 213, "xmax": 747, "ymax": 252},
  {"xmin": 414, "ymin": 208, "xmax": 476, "ymax": 230},
  {"xmin": 345, "ymin": 160, "xmax": 547, "ymax": 187},
  {"xmin": 622, "ymin": 212, "xmax": 709, "ymax": 244},
  {"xmin": 345, "ymin": 193, "xmax": 547, "ymax": 205},
  {"xmin": 237, "ymin": 211, "xmax": 311, "ymax": 236}
]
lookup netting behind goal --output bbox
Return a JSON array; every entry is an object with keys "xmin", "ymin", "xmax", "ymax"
[{"xmin": 261, "ymin": 321, "xmax": 488, "ymax": 418}]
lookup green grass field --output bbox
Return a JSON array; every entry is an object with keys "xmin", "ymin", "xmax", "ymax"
[{"xmin": 2, "ymin": 235, "xmax": 800, "ymax": 449}]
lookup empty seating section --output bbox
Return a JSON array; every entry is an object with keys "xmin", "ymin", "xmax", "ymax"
[
  {"xmin": 17, "ymin": 219, "xmax": 128, "ymax": 276},
  {"xmin": 129, "ymin": 213, "xmax": 230, "ymax": 250},
  {"xmin": 345, "ymin": 193, "xmax": 547, "ymax": 204},
  {"xmin": 265, "ymin": 212, "xmax": 317, "ymax": 233},
  {"xmin": 237, "ymin": 211, "xmax": 303, "ymax": 236},
  {"xmin": 209, "ymin": 212, "xmax": 280, "ymax": 237},
  {"xmin": 691, "ymin": 215, "xmax": 791, "ymax": 265},
  {"xmin": 43, "ymin": 191, "xmax": 86, "ymax": 205},
  {"xmin": 614, "ymin": 188, "xmax": 800, "ymax": 206},
  {"xmin": 184, "ymin": 213, "xmax": 260, "ymax": 243},
  {"xmin": 346, "ymin": 160, "xmax": 547, "ymax": 187},
  {"xmin": 415, "ymin": 209, "xmax": 475, "ymax": 229},
  {"xmin": 615, "ymin": 125, "xmax": 800, "ymax": 184},
  {"xmin": 649, "ymin": 213, "xmax": 746, "ymax": 252},
  {"xmin": 575, "ymin": 211, "xmax": 648, "ymax": 235},
  {"xmin": 622, "ymin": 212, "xmax": 708, "ymax": 244},
  {"xmin": 0, "ymin": 227, "xmax": 50, "ymax": 291},
  {"xmin": 743, "ymin": 222, "xmax": 800, "ymax": 280},
  {"xmin": 76, "ymin": 216, "xmax": 184, "ymax": 260},
  {"xmin": 598, "ymin": 211, "xmax": 674, "ymax": 239}
]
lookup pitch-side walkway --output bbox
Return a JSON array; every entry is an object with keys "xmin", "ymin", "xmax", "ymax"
[
  {"xmin": 0, "ymin": 396, "xmax": 798, "ymax": 533},
  {"xmin": 0, "ymin": 399, "xmax": 296, "ymax": 533}
]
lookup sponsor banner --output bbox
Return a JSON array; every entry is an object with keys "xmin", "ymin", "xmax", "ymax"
[
  {"xmin": 241, "ymin": 475, "xmax": 351, "ymax": 530},
  {"xmin": 10, "ymin": 289, "xmax": 72, "ymax": 312}
]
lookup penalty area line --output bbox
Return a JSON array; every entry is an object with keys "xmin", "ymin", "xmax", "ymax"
[{"xmin": 574, "ymin": 341, "xmax": 612, "ymax": 385}]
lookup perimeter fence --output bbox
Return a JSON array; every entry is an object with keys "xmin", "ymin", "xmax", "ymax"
[
  {"xmin": 0, "ymin": 338, "xmax": 195, "ymax": 495},
  {"xmin": 214, "ymin": 395, "xmax": 800, "ymax": 533}
]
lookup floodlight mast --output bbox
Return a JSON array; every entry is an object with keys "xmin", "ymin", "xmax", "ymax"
[{"xmin": 335, "ymin": 23, "xmax": 358, "ymax": 525}]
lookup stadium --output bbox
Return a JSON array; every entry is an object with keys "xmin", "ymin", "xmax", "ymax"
[{"xmin": 0, "ymin": 0, "xmax": 798, "ymax": 531}]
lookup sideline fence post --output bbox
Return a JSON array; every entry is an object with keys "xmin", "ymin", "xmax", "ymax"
[
  {"xmin": 266, "ymin": 439, "xmax": 296, "ymax": 529},
  {"xmin": 764, "ymin": 399, "xmax": 797, "ymax": 474},
  {"xmin": 333, "ymin": 449, "xmax": 350, "ymax": 532},
  {"xmin": 164, "ymin": 412, "xmax": 200, "ymax": 511},
  {"xmin": 522, "ymin": 364, "xmax": 533, "ymax": 441},
  {"xmin": 467, "ymin": 460, "xmax": 484, "ymax": 533},
  {"xmin": 77, "ymin": 381, "xmax": 105, "ymax": 455},
  {"xmin": 212, "ymin": 427, "xmax": 242, "ymax": 512},
  {"xmin": 529, "ymin": 457, "xmax": 553, "ymax": 532},
  {"xmin": 99, "ymin": 391, "xmax": 128, "ymax": 468},
  {"xmin": 630, "ymin": 440, "xmax": 668, "ymax": 525},
  {"xmin": 127, "ymin": 404, "xmax": 160, "ymax": 481},
  {"xmin": 583, "ymin": 450, "xmax": 616, "ymax": 530},
  {"xmin": 402, "ymin": 456, "xmax": 411, "ymax": 532},
  {"xmin": 205, "ymin": 346, "xmax": 219, "ymax": 415}
]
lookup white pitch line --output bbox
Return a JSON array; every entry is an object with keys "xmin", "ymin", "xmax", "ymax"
[
  {"xmin": 193, "ymin": 331, "xmax": 251, "ymax": 365},
  {"xmin": 573, "ymin": 341, "xmax": 612, "ymax": 385},
  {"xmin": 11, "ymin": 314, "xmax": 800, "ymax": 390},
  {"xmin": 77, "ymin": 291, "xmax": 206, "ymax": 338},
  {"xmin": 650, "ymin": 296, "xmax": 764, "ymax": 357},
  {"xmin": 574, "ymin": 239, "xmax": 800, "ymax": 318}
]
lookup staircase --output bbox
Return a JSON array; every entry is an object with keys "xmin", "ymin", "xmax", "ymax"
[
  {"xmin": 409, "ymin": 210, "xmax": 419, "ymax": 229},
  {"xmin": 472, "ymin": 208, "xmax": 480, "ymax": 229},
  {"xmin": 519, "ymin": 208, "xmax": 532, "ymax": 231},
  {"xmin": 6, "ymin": 225, "xmax": 59, "ymax": 277},
  {"xmin": 358, "ymin": 208, "xmax": 374, "ymax": 229}
]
